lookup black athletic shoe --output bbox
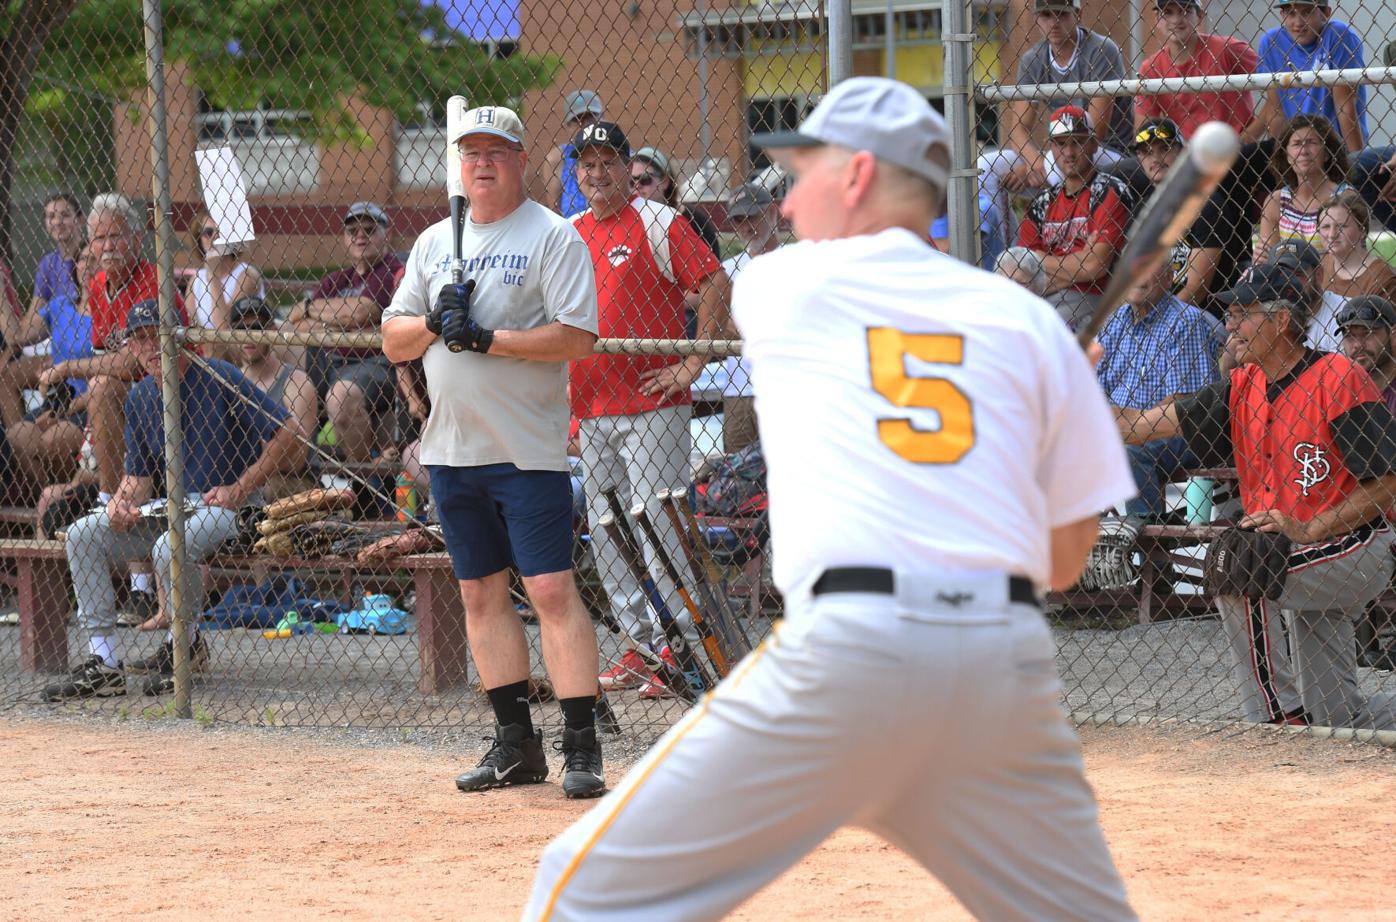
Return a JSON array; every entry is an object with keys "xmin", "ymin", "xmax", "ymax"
[
  {"xmin": 123, "ymin": 633, "xmax": 209, "ymax": 676},
  {"xmin": 557, "ymin": 726, "xmax": 606, "ymax": 799},
  {"xmin": 454, "ymin": 723, "xmax": 548, "ymax": 792},
  {"xmin": 41, "ymin": 656, "xmax": 126, "ymax": 702}
]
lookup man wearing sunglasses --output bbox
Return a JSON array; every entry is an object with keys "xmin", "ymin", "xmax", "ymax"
[{"xmin": 287, "ymin": 201, "xmax": 403, "ymax": 470}]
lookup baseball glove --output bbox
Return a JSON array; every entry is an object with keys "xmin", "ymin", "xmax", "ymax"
[
  {"xmin": 1078, "ymin": 517, "xmax": 1140, "ymax": 591},
  {"xmin": 257, "ymin": 508, "xmax": 350, "ymax": 536},
  {"xmin": 264, "ymin": 487, "xmax": 355, "ymax": 521},
  {"xmin": 1203, "ymin": 527, "xmax": 1292, "ymax": 600},
  {"xmin": 355, "ymin": 526, "xmax": 445, "ymax": 566},
  {"xmin": 287, "ymin": 520, "xmax": 369, "ymax": 558}
]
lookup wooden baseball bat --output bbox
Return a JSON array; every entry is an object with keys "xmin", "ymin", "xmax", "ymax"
[
  {"xmin": 658, "ymin": 487, "xmax": 751, "ymax": 660},
  {"xmin": 1076, "ymin": 121, "xmax": 1240, "ymax": 348},
  {"xmin": 597, "ymin": 509, "xmax": 710, "ymax": 701},
  {"xmin": 631, "ymin": 501, "xmax": 731, "ymax": 678},
  {"xmin": 662, "ymin": 487, "xmax": 755, "ymax": 657}
]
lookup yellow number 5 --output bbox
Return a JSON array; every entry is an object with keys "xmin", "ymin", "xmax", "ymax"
[{"xmin": 867, "ymin": 328, "xmax": 975, "ymax": 464}]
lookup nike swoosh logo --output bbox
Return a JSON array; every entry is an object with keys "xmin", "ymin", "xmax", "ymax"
[{"xmin": 493, "ymin": 761, "xmax": 521, "ymax": 781}]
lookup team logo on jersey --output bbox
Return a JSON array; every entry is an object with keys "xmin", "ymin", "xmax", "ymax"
[
  {"xmin": 607, "ymin": 244, "xmax": 633, "ymax": 267},
  {"xmin": 1293, "ymin": 442, "xmax": 1331, "ymax": 497}
]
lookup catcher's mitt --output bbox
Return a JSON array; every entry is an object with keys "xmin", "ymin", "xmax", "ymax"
[
  {"xmin": 1078, "ymin": 517, "xmax": 1140, "ymax": 591},
  {"xmin": 1203, "ymin": 527, "xmax": 1291, "ymax": 600},
  {"xmin": 264, "ymin": 487, "xmax": 355, "ymax": 521}
]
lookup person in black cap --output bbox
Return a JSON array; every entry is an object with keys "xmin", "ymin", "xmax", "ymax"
[
  {"xmin": 1118, "ymin": 262, "xmax": 1396, "ymax": 728},
  {"xmin": 43, "ymin": 298, "xmax": 302, "ymax": 702},
  {"xmin": 1337, "ymin": 294, "xmax": 1396, "ymax": 411},
  {"xmin": 569, "ymin": 118, "xmax": 731, "ymax": 700}
]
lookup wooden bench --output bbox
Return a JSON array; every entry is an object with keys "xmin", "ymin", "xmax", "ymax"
[{"xmin": 7, "ymin": 537, "xmax": 471, "ymax": 696}]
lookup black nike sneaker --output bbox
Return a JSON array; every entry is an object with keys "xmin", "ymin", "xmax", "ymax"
[
  {"xmin": 454, "ymin": 723, "xmax": 548, "ymax": 792},
  {"xmin": 557, "ymin": 726, "xmax": 606, "ymax": 799}
]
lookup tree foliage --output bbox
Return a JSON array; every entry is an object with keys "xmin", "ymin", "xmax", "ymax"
[{"xmin": 30, "ymin": 0, "xmax": 558, "ymax": 138}]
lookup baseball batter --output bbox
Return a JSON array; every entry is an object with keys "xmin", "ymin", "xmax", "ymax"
[{"xmin": 525, "ymin": 78, "xmax": 1138, "ymax": 920}]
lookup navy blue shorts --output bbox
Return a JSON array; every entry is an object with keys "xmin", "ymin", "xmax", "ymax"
[{"xmin": 427, "ymin": 463, "xmax": 574, "ymax": 580}]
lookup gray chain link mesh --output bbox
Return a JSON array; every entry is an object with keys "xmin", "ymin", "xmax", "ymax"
[{"xmin": 1, "ymin": 0, "xmax": 1395, "ymax": 745}]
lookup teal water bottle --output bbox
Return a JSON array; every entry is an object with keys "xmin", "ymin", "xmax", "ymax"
[{"xmin": 1185, "ymin": 477, "xmax": 1213, "ymax": 524}]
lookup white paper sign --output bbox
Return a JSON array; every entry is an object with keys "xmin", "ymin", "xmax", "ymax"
[{"xmin": 194, "ymin": 146, "xmax": 255, "ymax": 248}]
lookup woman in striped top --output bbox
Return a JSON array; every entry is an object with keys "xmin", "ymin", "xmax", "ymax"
[{"xmin": 1255, "ymin": 115, "xmax": 1351, "ymax": 262}]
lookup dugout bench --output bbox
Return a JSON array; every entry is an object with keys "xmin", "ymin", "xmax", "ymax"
[{"xmin": 5, "ymin": 538, "xmax": 474, "ymax": 695}]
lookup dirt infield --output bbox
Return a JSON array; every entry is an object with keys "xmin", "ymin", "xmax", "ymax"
[{"xmin": 3, "ymin": 717, "xmax": 1393, "ymax": 920}]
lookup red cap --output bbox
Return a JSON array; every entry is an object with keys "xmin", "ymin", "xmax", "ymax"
[{"xmin": 1047, "ymin": 105, "xmax": 1092, "ymax": 139}]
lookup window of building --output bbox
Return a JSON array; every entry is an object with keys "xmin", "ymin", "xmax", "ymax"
[{"xmin": 195, "ymin": 93, "xmax": 319, "ymax": 195}]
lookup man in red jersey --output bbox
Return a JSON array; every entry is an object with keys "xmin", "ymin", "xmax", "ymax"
[
  {"xmin": 569, "ymin": 119, "xmax": 731, "ymax": 698},
  {"xmin": 1015, "ymin": 105, "xmax": 1133, "ymax": 331},
  {"xmin": 1117, "ymin": 263, "xmax": 1396, "ymax": 728}
]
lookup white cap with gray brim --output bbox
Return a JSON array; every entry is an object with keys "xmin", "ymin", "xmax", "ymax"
[
  {"xmin": 751, "ymin": 77, "xmax": 949, "ymax": 188},
  {"xmin": 452, "ymin": 105, "xmax": 525, "ymax": 146}
]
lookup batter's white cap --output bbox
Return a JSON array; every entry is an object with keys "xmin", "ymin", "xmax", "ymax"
[
  {"xmin": 452, "ymin": 105, "xmax": 524, "ymax": 146},
  {"xmin": 751, "ymin": 77, "xmax": 949, "ymax": 188}
]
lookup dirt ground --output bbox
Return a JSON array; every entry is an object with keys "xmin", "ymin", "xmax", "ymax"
[{"xmin": 3, "ymin": 717, "xmax": 1394, "ymax": 921}]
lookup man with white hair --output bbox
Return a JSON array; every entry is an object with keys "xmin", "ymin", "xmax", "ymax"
[{"xmin": 527, "ymin": 77, "xmax": 1136, "ymax": 921}]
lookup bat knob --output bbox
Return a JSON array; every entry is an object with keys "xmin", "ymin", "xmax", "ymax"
[{"xmin": 448, "ymin": 340, "xmax": 466, "ymax": 354}]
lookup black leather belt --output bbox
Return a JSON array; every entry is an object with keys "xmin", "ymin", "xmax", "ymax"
[{"xmin": 811, "ymin": 567, "xmax": 1039, "ymax": 607}]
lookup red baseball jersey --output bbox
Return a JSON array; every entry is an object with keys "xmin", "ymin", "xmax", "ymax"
[
  {"xmin": 1179, "ymin": 351, "xmax": 1396, "ymax": 521},
  {"xmin": 88, "ymin": 261, "xmax": 187, "ymax": 349},
  {"xmin": 569, "ymin": 197, "xmax": 720, "ymax": 419},
  {"xmin": 1016, "ymin": 173, "xmax": 1132, "ymax": 295}
]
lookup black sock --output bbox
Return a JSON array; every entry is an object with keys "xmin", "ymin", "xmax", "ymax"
[
  {"xmin": 486, "ymin": 680, "xmax": 533, "ymax": 732},
  {"xmin": 559, "ymin": 695, "xmax": 596, "ymax": 733}
]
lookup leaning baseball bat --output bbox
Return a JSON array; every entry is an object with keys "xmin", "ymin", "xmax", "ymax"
[
  {"xmin": 658, "ymin": 487, "xmax": 751, "ymax": 659},
  {"xmin": 1075, "ymin": 121, "xmax": 1241, "ymax": 348},
  {"xmin": 666, "ymin": 488, "xmax": 756, "ymax": 655},
  {"xmin": 631, "ymin": 502, "xmax": 731, "ymax": 678},
  {"xmin": 598, "ymin": 512, "xmax": 709, "ymax": 701}
]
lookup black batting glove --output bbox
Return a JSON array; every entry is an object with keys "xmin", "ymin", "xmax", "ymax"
[
  {"xmin": 442, "ymin": 311, "xmax": 495, "ymax": 354},
  {"xmin": 427, "ymin": 280, "xmax": 475, "ymax": 336}
]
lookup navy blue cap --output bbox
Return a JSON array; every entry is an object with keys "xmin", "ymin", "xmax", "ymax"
[
  {"xmin": 125, "ymin": 298, "xmax": 160, "ymax": 333},
  {"xmin": 1215, "ymin": 263, "xmax": 1308, "ymax": 306}
]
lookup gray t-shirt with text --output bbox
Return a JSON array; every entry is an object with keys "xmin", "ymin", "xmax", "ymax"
[{"xmin": 382, "ymin": 200, "xmax": 598, "ymax": 471}]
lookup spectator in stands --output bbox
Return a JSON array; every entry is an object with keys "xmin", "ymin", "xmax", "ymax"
[
  {"xmin": 1264, "ymin": 239, "xmax": 1329, "ymax": 347},
  {"xmin": 186, "ymin": 209, "xmax": 263, "ymax": 361},
  {"xmin": 285, "ymin": 201, "xmax": 403, "ymax": 465},
  {"xmin": 1096, "ymin": 259, "xmax": 1224, "ymax": 528},
  {"xmin": 1136, "ymin": 0, "xmax": 1259, "ymax": 139},
  {"xmin": 1117, "ymin": 263, "xmax": 1396, "ymax": 728},
  {"xmin": 630, "ymin": 147, "xmax": 723, "ymax": 338},
  {"xmin": 1133, "ymin": 118, "xmax": 1254, "ymax": 314},
  {"xmin": 719, "ymin": 182, "xmax": 781, "ymax": 454},
  {"xmin": 1352, "ymin": 148, "xmax": 1396, "ymax": 236},
  {"xmin": 993, "ymin": 246, "xmax": 1049, "ymax": 296},
  {"xmin": 1015, "ymin": 105, "xmax": 1133, "ymax": 331},
  {"xmin": 1246, "ymin": 0, "xmax": 1368, "ymax": 152},
  {"xmin": 231, "ymin": 296, "xmax": 316, "ymax": 501},
  {"xmin": 1314, "ymin": 191, "xmax": 1396, "ymax": 350},
  {"xmin": 42, "ymin": 298, "xmax": 300, "ymax": 701},
  {"xmin": 4, "ymin": 244, "xmax": 95, "ymax": 495},
  {"xmin": 23, "ymin": 193, "xmax": 84, "ymax": 371},
  {"xmin": 978, "ymin": 0, "xmax": 1131, "ymax": 243},
  {"xmin": 570, "ymin": 120, "xmax": 729, "ymax": 699},
  {"xmin": 929, "ymin": 188, "xmax": 1004, "ymax": 271},
  {"xmin": 540, "ymin": 90, "xmax": 604, "ymax": 218},
  {"xmin": 1337, "ymin": 295, "xmax": 1396, "ymax": 411},
  {"xmin": 1255, "ymin": 115, "xmax": 1350, "ymax": 259}
]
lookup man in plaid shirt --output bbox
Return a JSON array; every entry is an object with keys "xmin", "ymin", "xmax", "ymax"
[{"xmin": 1096, "ymin": 260, "xmax": 1225, "ymax": 525}]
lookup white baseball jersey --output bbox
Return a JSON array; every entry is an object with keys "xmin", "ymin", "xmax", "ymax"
[
  {"xmin": 720, "ymin": 251, "xmax": 754, "ymax": 398},
  {"xmin": 733, "ymin": 227, "xmax": 1136, "ymax": 593}
]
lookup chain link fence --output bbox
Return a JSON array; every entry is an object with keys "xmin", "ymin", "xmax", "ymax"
[{"xmin": 2, "ymin": 0, "xmax": 1396, "ymax": 745}]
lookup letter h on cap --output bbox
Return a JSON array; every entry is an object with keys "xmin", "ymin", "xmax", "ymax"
[{"xmin": 476, "ymin": 108, "xmax": 496, "ymax": 126}]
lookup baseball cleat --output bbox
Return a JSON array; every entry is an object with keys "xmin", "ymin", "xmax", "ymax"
[
  {"xmin": 455, "ymin": 723, "xmax": 548, "ymax": 792},
  {"xmin": 558, "ymin": 726, "xmax": 607, "ymax": 799}
]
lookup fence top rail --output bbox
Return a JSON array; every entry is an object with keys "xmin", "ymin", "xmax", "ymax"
[{"xmin": 977, "ymin": 65, "xmax": 1396, "ymax": 103}]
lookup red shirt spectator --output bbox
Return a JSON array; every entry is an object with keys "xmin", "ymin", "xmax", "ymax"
[
  {"xmin": 1137, "ymin": 30, "xmax": 1259, "ymax": 138},
  {"xmin": 1016, "ymin": 173, "xmax": 1130, "ymax": 296},
  {"xmin": 569, "ymin": 197, "xmax": 720, "ymax": 418},
  {"xmin": 88, "ymin": 261, "xmax": 187, "ymax": 349}
]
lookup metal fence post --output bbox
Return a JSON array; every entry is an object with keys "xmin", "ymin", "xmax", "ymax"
[
  {"xmin": 942, "ymin": 0, "xmax": 978, "ymax": 265},
  {"xmin": 827, "ymin": 0, "xmax": 853, "ymax": 86},
  {"xmin": 141, "ymin": 0, "xmax": 192, "ymax": 720}
]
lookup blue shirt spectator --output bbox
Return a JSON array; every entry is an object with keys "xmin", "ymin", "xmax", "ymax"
[
  {"xmin": 1256, "ymin": 16, "xmax": 1368, "ymax": 144},
  {"xmin": 931, "ymin": 190, "xmax": 1005, "ymax": 271},
  {"xmin": 1097, "ymin": 291, "xmax": 1224, "ymax": 409},
  {"xmin": 124, "ymin": 357, "xmax": 288, "ymax": 495},
  {"xmin": 33, "ymin": 249, "xmax": 77, "ymax": 304},
  {"xmin": 38, "ymin": 291, "xmax": 94, "ymax": 395}
]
